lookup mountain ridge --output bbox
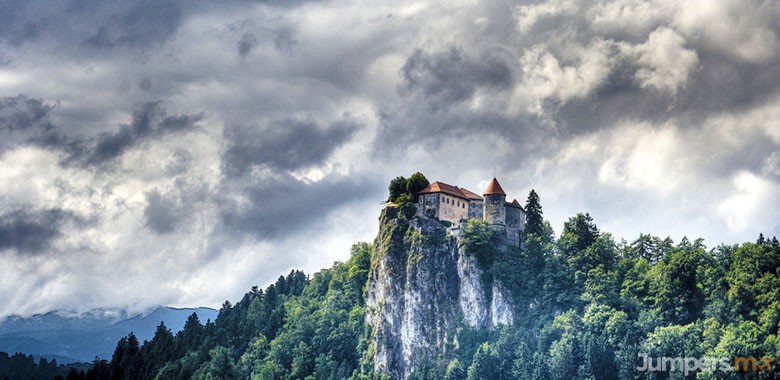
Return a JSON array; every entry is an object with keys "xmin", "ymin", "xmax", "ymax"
[{"xmin": 0, "ymin": 306, "xmax": 218, "ymax": 364}]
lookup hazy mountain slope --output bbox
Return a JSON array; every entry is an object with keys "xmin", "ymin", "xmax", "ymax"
[{"xmin": 0, "ymin": 307, "xmax": 218, "ymax": 363}]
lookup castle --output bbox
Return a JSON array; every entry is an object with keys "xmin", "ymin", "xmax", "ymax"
[{"xmin": 416, "ymin": 178, "xmax": 525, "ymax": 247}]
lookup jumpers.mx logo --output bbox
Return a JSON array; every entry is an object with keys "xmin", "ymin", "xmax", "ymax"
[{"xmin": 636, "ymin": 353, "xmax": 775, "ymax": 375}]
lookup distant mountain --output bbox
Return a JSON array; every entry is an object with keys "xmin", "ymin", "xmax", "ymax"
[{"xmin": 0, "ymin": 307, "xmax": 218, "ymax": 364}]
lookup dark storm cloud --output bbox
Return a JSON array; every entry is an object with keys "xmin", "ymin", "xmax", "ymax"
[
  {"xmin": 237, "ymin": 33, "xmax": 258, "ymax": 59},
  {"xmin": 401, "ymin": 46, "xmax": 512, "ymax": 111},
  {"xmin": 222, "ymin": 119, "xmax": 358, "ymax": 177},
  {"xmin": 0, "ymin": 1, "xmax": 185, "ymax": 55},
  {"xmin": 0, "ymin": 2, "xmax": 46, "ymax": 46},
  {"xmin": 0, "ymin": 95, "xmax": 56, "ymax": 133},
  {"xmin": 83, "ymin": 0, "xmax": 182, "ymax": 49},
  {"xmin": 143, "ymin": 178, "xmax": 209, "ymax": 235},
  {"xmin": 373, "ymin": 44, "xmax": 531, "ymax": 159},
  {"xmin": 80, "ymin": 102, "xmax": 203, "ymax": 165},
  {"xmin": 219, "ymin": 174, "xmax": 381, "ymax": 240},
  {"xmin": 0, "ymin": 95, "xmax": 66, "ymax": 153},
  {"xmin": 0, "ymin": 96, "xmax": 202, "ymax": 169},
  {"xmin": 0, "ymin": 0, "xmax": 314, "ymax": 56},
  {"xmin": 0, "ymin": 208, "xmax": 74, "ymax": 254},
  {"xmin": 144, "ymin": 190, "xmax": 182, "ymax": 234}
]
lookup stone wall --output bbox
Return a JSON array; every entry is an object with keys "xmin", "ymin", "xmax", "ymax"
[
  {"xmin": 419, "ymin": 192, "xmax": 471, "ymax": 224},
  {"xmin": 505, "ymin": 205, "xmax": 524, "ymax": 247},
  {"xmin": 483, "ymin": 194, "xmax": 506, "ymax": 226},
  {"xmin": 468, "ymin": 200, "xmax": 484, "ymax": 220},
  {"xmin": 419, "ymin": 193, "xmax": 440, "ymax": 219}
]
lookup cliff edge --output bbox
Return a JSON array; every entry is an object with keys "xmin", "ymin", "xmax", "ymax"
[{"xmin": 365, "ymin": 207, "xmax": 515, "ymax": 379}]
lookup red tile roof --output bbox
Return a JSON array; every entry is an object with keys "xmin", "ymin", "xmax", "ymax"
[
  {"xmin": 418, "ymin": 181, "xmax": 483, "ymax": 200},
  {"xmin": 459, "ymin": 187, "xmax": 483, "ymax": 200},
  {"xmin": 506, "ymin": 198, "xmax": 525, "ymax": 211},
  {"xmin": 483, "ymin": 178, "xmax": 506, "ymax": 196}
]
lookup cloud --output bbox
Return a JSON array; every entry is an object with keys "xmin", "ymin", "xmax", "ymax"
[
  {"xmin": 218, "ymin": 173, "xmax": 381, "ymax": 241},
  {"xmin": 626, "ymin": 27, "xmax": 699, "ymax": 94},
  {"xmin": 401, "ymin": 46, "xmax": 512, "ymax": 111},
  {"xmin": 143, "ymin": 177, "xmax": 212, "ymax": 234},
  {"xmin": 236, "ymin": 33, "xmax": 258, "ymax": 59},
  {"xmin": 519, "ymin": 38, "xmax": 618, "ymax": 110},
  {"xmin": 144, "ymin": 189, "xmax": 184, "ymax": 234},
  {"xmin": 83, "ymin": 1, "xmax": 183, "ymax": 49},
  {"xmin": 0, "ymin": 0, "xmax": 778, "ymax": 318},
  {"xmin": 0, "ymin": 95, "xmax": 61, "ymax": 152},
  {"xmin": 717, "ymin": 171, "xmax": 780, "ymax": 234},
  {"xmin": 0, "ymin": 208, "xmax": 74, "ymax": 254},
  {"xmin": 673, "ymin": 0, "xmax": 780, "ymax": 64},
  {"xmin": 79, "ymin": 102, "xmax": 203, "ymax": 165},
  {"xmin": 222, "ymin": 118, "xmax": 359, "ymax": 176}
]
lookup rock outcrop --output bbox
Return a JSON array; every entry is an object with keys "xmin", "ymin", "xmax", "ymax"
[{"xmin": 365, "ymin": 209, "xmax": 515, "ymax": 379}]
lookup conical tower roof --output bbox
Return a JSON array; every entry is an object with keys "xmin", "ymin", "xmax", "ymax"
[{"xmin": 483, "ymin": 178, "xmax": 506, "ymax": 196}]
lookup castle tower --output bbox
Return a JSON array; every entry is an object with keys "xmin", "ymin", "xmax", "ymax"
[{"xmin": 483, "ymin": 178, "xmax": 506, "ymax": 226}]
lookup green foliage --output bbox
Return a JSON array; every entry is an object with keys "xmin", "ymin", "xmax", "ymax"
[
  {"xmin": 461, "ymin": 219, "xmax": 498, "ymax": 270},
  {"xmin": 0, "ymin": 352, "xmax": 88, "ymax": 380},
  {"xmin": 524, "ymin": 189, "xmax": 544, "ymax": 240},
  {"xmin": 386, "ymin": 172, "xmax": 430, "ymax": 204},
  {"xmin": 193, "ymin": 346, "xmax": 241, "ymax": 380},
  {"xmin": 405, "ymin": 172, "xmax": 430, "ymax": 202},
  {"xmin": 467, "ymin": 343, "xmax": 500, "ymax": 380},
  {"xmin": 560, "ymin": 212, "xmax": 599, "ymax": 255},
  {"xmin": 444, "ymin": 358, "xmax": 466, "ymax": 380},
  {"xmin": 651, "ymin": 244, "xmax": 705, "ymax": 325},
  {"xmin": 87, "ymin": 194, "xmax": 780, "ymax": 380},
  {"xmin": 388, "ymin": 176, "xmax": 407, "ymax": 203},
  {"xmin": 395, "ymin": 193, "xmax": 417, "ymax": 219}
]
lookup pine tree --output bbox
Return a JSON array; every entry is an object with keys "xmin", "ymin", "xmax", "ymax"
[{"xmin": 524, "ymin": 189, "xmax": 544, "ymax": 239}]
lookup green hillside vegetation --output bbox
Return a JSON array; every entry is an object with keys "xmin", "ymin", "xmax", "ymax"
[{"xmin": 31, "ymin": 174, "xmax": 780, "ymax": 380}]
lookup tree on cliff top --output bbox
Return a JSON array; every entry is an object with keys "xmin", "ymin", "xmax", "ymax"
[
  {"xmin": 387, "ymin": 172, "xmax": 429, "ymax": 203},
  {"xmin": 388, "ymin": 176, "xmax": 407, "ymax": 203},
  {"xmin": 406, "ymin": 172, "xmax": 429, "ymax": 202}
]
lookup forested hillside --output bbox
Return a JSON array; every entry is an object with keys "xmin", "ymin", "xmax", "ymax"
[{"xmin": 26, "ymin": 175, "xmax": 780, "ymax": 380}]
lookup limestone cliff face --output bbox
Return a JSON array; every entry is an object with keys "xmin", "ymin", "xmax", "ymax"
[{"xmin": 365, "ymin": 209, "xmax": 514, "ymax": 379}]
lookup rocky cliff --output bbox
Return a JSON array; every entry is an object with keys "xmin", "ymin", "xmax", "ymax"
[{"xmin": 365, "ymin": 208, "xmax": 515, "ymax": 379}]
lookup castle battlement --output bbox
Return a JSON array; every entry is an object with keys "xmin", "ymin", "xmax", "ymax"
[{"xmin": 417, "ymin": 178, "xmax": 525, "ymax": 247}]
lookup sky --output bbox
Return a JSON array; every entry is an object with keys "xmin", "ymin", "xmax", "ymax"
[{"xmin": 0, "ymin": 0, "xmax": 779, "ymax": 318}]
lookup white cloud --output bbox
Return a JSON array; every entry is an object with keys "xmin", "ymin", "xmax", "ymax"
[
  {"xmin": 624, "ymin": 27, "xmax": 699, "ymax": 94},
  {"xmin": 672, "ymin": 0, "xmax": 780, "ymax": 64},
  {"xmin": 519, "ymin": 39, "xmax": 617, "ymax": 111},
  {"xmin": 514, "ymin": 0, "xmax": 578, "ymax": 33},
  {"xmin": 0, "ymin": 147, "xmax": 63, "ymax": 206},
  {"xmin": 717, "ymin": 171, "xmax": 780, "ymax": 233},
  {"xmin": 597, "ymin": 122, "xmax": 686, "ymax": 194},
  {"xmin": 588, "ymin": 0, "xmax": 666, "ymax": 38}
]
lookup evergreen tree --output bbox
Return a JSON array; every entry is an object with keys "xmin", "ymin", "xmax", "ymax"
[
  {"xmin": 524, "ymin": 189, "xmax": 544, "ymax": 239},
  {"xmin": 467, "ymin": 343, "xmax": 500, "ymax": 380},
  {"xmin": 560, "ymin": 212, "xmax": 600, "ymax": 255},
  {"xmin": 142, "ymin": 322, "xmax": 176, "ymax": 378}
]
